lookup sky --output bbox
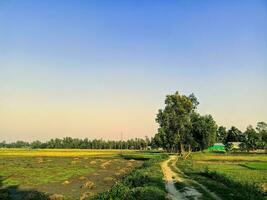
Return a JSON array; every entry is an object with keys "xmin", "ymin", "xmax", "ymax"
[{"xmin": 0, "ymin": 0, "xmax": 267, "ymax": 142}]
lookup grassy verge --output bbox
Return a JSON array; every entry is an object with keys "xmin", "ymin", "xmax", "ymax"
[
  {"xmin": 176, "ymin": 153, "xmax": 267, "ymax": 200},
  {"xmin": 167, "ymin": 158, "xmax": 215, "ymax": 200},
  {"xmin": 93, "ymin": 153, "xmax": 168, "ymax": 200},
  {"xmin": 241, "ymin": 162, "xmax": 267, "ymax": 170}
]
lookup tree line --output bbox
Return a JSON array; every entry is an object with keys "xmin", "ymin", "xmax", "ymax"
[
  {"xmin": 1, "ymin": 91, "xmax": 266, "ymax": 152},
  {"xmin": 151, "ymin": 91, "xmax": 266, "ymax": 153},
  {"xmin": 0, "ymin": 137, "xmax": 152, "ymax": 150},
  {"xmin": 217, "ymin": 122, "xmax": 267, "ymax": 152}
]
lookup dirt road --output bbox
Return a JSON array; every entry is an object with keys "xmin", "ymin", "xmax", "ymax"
[
  {"xmin": 161, "ymin": 155, "xmax": 221, "ymax": 200},
  {"xmin": 161, "ymin": 156, "xmax": 186, "ymax": 200}
]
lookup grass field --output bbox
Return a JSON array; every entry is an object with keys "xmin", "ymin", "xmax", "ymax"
[
  {"xmin": 1, "ymin": 148, "xmax": 266, "ymax": 200},
  {"xmin": 0, "ymin": 148, "xmax": 139, "ymax": 157},
  {"xmin": 0, "ymin": 149, "xmax": 146, "ymax": 200},
  {"xmin": 176, "ymin": 152, "xmax": 267, "ymax": 200}
]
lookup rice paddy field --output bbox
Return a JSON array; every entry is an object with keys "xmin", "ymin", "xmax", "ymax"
[
  {"xmin": 0, "ymin": 149, "xmax": 146, "ymax": 200},
  {"xmin": 176, "ymin": 152, "xmax": 267, "ymax": 199},
  {"xmin": 1, "ymin": 149, "xmax": 266, "ymax": 200},
  {"xmin": 190, "ymin": 152, "xmax": 267, "ymax": 185}
]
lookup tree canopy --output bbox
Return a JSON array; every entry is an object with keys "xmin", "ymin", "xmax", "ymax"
[{"xmin": 153, "ymin": 91, "xmax": 217, "ymax": 153}]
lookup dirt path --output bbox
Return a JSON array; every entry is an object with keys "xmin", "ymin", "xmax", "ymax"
[
  {"xmin": 161, "ymin": 156, "xmax": 186, "ymax": 200},
  {"xmin": 161, "ymin": 156, "xmax": 221, "ymax": 200}
]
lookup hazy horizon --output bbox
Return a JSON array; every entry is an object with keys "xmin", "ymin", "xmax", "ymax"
[{"xmin": 1, "ymin": 0, "xmax": 267, "ymax": 142}]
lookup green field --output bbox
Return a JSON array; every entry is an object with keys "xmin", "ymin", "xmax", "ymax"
[
  {"xmin": 176, "ymin": 152, "xmax": 267, "ymax": 199},
  {"xmin": 1, "ymin": 149, "xmax": 266, "ymax": 200},
  {"xmin": 0, "ymin": 149, "xmax": 147, "ymax": 200}
]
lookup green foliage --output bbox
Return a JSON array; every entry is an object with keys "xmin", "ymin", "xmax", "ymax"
[
  {"xmin": 223, "ymin": 126, "xmax": 243, "ymax": 144},
  {"xmin": 124, "ymin": 171, "xmax": 149, "ymax": 187},
  {"xmin": 0, "ymin": 137, "xmax": 152, "ymax": 150},
  {"xmin": 0, "ymin": 157, "xmax": 95, "ymax": 187},
  {"xmin": 224, "ymin": 142, "xmax": 234, "ymax": 151},
  {"xmin": 241, "ymin": 162, "xmax": 267, "ymax": 170},
  {"xmin": 94, "ymin": 155, "xmax": 167, "ymax": 200},
  {"xmin": 202, "ymin": 170, "xmax": 265, "ymax": 200},
  {"xmin": 190, "ymin": 112, "xmax": 217, "ymax": 150},
  {"xmin": 127, "ymin": 186, "xmax": 166, "ymax": 200},
  {"xmin": 216, "ymin": 126, "xmax": 227, "ymax": 142},
  {"xmin": 176, "ymin": 152, "xmax": 267, "ymax": 200},
  {"xmin": 256, "ymin": 122, "xmax": 267, "ymax": 149},
  {"xmin": 154, "ymin": 91, "xmax": 217, "ymax": 152},
  {"xmin": 155, "ymin": 91, "xmax": 194, "ymax": 152},
  {"xmin": 242, "ymin": 126, "xmax": 261, "ymax": 151}
]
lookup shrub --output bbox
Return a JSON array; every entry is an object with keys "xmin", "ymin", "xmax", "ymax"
[
  {"xmin": 124, "ymin": 171, "xmax": 149, "ymax": 187},
  {"xmin": 126, "ymin": 186, "xmax": 166, "ymax": 200},
  {"xmin": 93, "ymin": 155, "xmax": 167, "ymax": 200}
]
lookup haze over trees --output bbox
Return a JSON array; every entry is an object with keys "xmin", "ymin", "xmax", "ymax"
[{"xmin": 1, "ymin": 92, "xmax": 266, "ymax": 153}]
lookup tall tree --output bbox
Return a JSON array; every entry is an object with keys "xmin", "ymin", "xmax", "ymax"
[
  {"xmin": 155, "ymin": 91, "xmax": 194, "ymax": 153},
  {"xmin": 216, "ymin": 126, "xmax": 227, "ymax": 142},
  {"xmin": 191, "ymin": 113, "xmax": 217, "ymax": 150},
  {"xmin": 256, "ymin": 121, "xmax": 267, "ymax": 150},
  {"xmin": 224, "ymin": 126, "xmax": 242, "ymax": 144},
  {"xmin": 241, "ymin": 125, "xmax": 261, "ymax": 151}
]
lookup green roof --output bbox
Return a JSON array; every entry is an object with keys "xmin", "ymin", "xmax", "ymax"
[{"xmin": 208, "ymin": 145, "xmax": 225, "ymax": 151}]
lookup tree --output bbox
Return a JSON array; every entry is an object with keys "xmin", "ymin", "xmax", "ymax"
[
  {"xmin": 191, "ymin": 113, "xmax": 217, "ymax": 151},
  {"xmin": 216, "ymin": 126, "xmax": 227, "ymax": 142},
  {"xmin": 31, "ymin": 140, "xmax": 42, "ymax": 149},
  {"xmin": 256, "ymin": 121, "xmax": 267, "ymax": 132},
  {"xmin": 155, "ymin": 91, "xmax": 194, "ymax": 153},
  {"xmin": 224, "ymin": 126, "xmax": 242, "ymax": 144},
  {"xmin": 256, "ymin": 122, "xmax": 267, "ymax": 150},
  {"xmin": 241, "ymin": 125, "xmax": 261, "ymax": 151}
]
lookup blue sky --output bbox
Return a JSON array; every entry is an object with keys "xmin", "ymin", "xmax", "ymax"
[{"xmin": 0, "ymin": 0, "xmax": 267, "ymax": 141}]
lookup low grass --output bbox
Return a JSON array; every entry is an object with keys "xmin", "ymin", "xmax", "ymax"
[
  {"xmin": 120, "ymin": 153, "xmax": 164, "ymax": 160},
  {"xmin": 176, "ymin": 152, "xmax": 267, "ymax": 200},
  {"xmin": 0, "ymin": 149, "xmax": 143, "ymax": 200},
  {"xmin": 94, "ymin": 153, "xmax": 168, "ymax": 200},
  {"xmin": 241, "ymin": 162, "xmax": 267, "ymax": 170},
  {"xmin": 0, "ymin": 157, "xmax": 96, "ymax": 186}
]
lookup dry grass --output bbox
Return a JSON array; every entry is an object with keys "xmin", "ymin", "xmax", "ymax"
[
  {"xmin": 82, "ymin": 181, "xmax": 95, "ymax": 189},
  {"xmin": 49, "ymin": 194, "xmax": 64, "ymax": 200},
  {"xmin": 0, "ymin": 148, "xmax": 138, "ymax": 157}
]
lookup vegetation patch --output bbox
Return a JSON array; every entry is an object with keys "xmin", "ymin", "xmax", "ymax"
[
  {"xmin": 0, "ymin": 149, "xmax": 143, "ymax": 200},
  {"xmin": 93, "ymin": 154, "xmax": 168, "ymax": 200},
  {"xmin": 119, "ymin": 153, "xmax": 160, "ymax": 160},
  {"xmin": 176, "ymin": 152, "xmax": 267, "ymax": 200},
  {"xmin": 241, "ymin": 162, "xmax": 267, "ymax": 170}
]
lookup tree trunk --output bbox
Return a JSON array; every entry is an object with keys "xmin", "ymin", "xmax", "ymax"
[
  {"xmin": 180, "ymin": 143, "xmax": 185, "ymax": 156},
  {"xmin": 184, "ymin": 144, "xmax": 191, "ymax": 160}
]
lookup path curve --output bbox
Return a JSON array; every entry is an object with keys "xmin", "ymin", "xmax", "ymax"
[
  {"xmin": 161, "ymin": 155, "xmax": 222, "ymax": 200},
  {"xmin": 171, "ymin": 161, "xmax": 221, "ymax": 200},
  {"xmin": 161, "ymin": 156, "xmax": 186, "ymax": 200}
]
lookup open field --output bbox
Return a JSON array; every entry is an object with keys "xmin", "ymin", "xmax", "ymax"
[
  {"xmin": 175, "ymin": 152, "xmax": 267, "ymax": 200},
  {"xmin": 0, "ymin": 148, "xmax": 139, "ymax": 157},
  {"xmin": 1, "ymin": 148, "xmax": 266, "ymax": 200},
  {"xmin": 0, "ymin": 149, "xmax": 146, "ymax": 200},
  {"xmin": 191, "ymin": 152, "xmax": 267, "ymax": 185}
]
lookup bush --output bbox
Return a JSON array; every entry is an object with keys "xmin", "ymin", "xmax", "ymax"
[
  {"xmin": 93, "ymin": 156, "xmax": 167, "ymax": 200},
  {"xmin": 126, "ymin": 186, "xmax": 166, "ymax": 200},
  {"xmin": 95, "ymin": 183, "xmax": 130, "ymax": 200},
  {"xmin": 124, "ymin": 171, "xmax": 149, "ymax": 187}
]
